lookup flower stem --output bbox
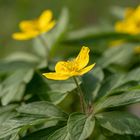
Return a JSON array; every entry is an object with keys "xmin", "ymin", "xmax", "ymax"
[
  {"xmin": 73, "ymin": 77, "xmax": 85, "ymax": 113},
  {"xmin": 38, "ymin": 35, "xmax": 50, "ymax": 59}
]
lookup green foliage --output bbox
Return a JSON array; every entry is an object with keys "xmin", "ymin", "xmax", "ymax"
[
  {"xmin": 0, "ymin": 5, "xmax": 140, "ymax": 140},
  {"xmin": 67, "ymin": 113, "xmax": 95, "ymax": 140},
  {"xmin": 96, "ymin": 111, "xmax": 140, "ymax": 136}
]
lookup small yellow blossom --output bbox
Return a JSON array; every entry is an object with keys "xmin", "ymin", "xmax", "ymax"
[
  {"xmin": 12, "ymin": 10, "xmax": 55, "ymax": 40},
  {"xmin": 115, "ymin": 6, "xmax": 140, "ymax": 34},
  {"xmin": 43, "ymin": 46, "xmax": 95, "ymax": 80}
]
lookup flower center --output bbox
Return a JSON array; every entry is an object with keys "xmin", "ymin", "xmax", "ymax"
[{"xmin": 66, "ymin": 61, "xmax": 79, "ymax": 72}]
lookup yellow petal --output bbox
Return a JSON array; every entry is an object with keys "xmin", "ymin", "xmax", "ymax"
[
  {"xmin": 125, "ymin": 8, "xmax": 134, "ymax": 18},
  {"xmin": 115, "ymin": 6, "xmax": 140, "ymax": 35},
  {"xmin": 133, "ymin": 6, "xmax": 140, "ymax": 19},
  {"xmin": 41, "ymin": 20, "xmax": 56, "ymax": 33},
  {"xmin": 115, "ymin": 21, "xmax": 124, "ymax": 32},
  {"xmin": 55, "ymin": 61, "xmax": 69, "ymax": 74},
  {"xmin": 12, "ymin": 31, "xmax": 39, "ymax": 40},
  {"xmin": 43, "ymin": 72, "xmax": 70, "ymax": 80},
  {"xmin": 19, "ymin": 20, "xmax": 38, "ymax": 32},
  {"xmin": 75, "ymin": 46, "xmax": 90, "ymax": 70},
  {"xmin": 78, "ymin": 63, "xmax": 96, "ymax": 75},
  {"xmin": 39, "ymin": 10, "xmax": 53, "ymax": 28}
]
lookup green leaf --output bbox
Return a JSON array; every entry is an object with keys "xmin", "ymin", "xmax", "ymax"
[
  {"xmin": 97, "ymin": 44, "xmax": 135, "ymax": 68},
  {"xmin": 108, "ymin": 81, "xmax": 140, "ymax": 96},
  {"xmin": 0, "ymin": 105, "xmax": 19, "ymax": 125},
  {"xmin": 9, "ymin": 132, "xmax": 19, "ymax": 140},
  {"xmin": 95, "ymin": 90, "xmax": 140, "ymax": 113},
  {"xmin": 47, "ymin": 8, "xmax": 69, "ymax": 48},
  {"xmin": 81, "ymin": 67, "xmax": 104, "ymax": 102},
  {"xmin": 0, "ymin": 68, "xmax": 34, "ymax": 105},
  {"xmin": 107, "ymin": 134, "xmax": 132, "ymax": 140},
  {"xmin": 67, "ymin": 113, "xmax": 95, "ymax": 140},
  {"xmin": 48, "ymin": 126, "xmax": 70, "ymax": 140},
  {"xmin": 63, "ymin": 25, "xmax": 140, "ymax": 46},
  {"xmin": 96, "ymin": 111, "xmax": 140, "ymax": 136},
  {"xmin": 26, "ymin": 73, "xmax": 78, "ymax": 104},
  {"xmin": 97, "ymin": 67, "xmax": 140, "ymax": 100},
  {"xmin": 47, "ymin": 8, "xmax": 69, "ymax": 58},
  {"xmin": 123, "ymin": 67, "xmax": 140, "ymax": 82},
  {"xmin": 0, "ymin": 104, "xmax": 18, "ymax": 114},
  {"xmin": 4, "ymin": 52, "xmax": 39, "ymax": 64},
  {"xmin": 0, "ymin": 116, "xmax": 47, "ymax": 139},
  {"xmin": 110, "ymin": 6, "xmax": 125, "ymax": 19},
  {"xmin": 0, "ymin": 105, "xmax": 19, "ymax": 139},
  {"xmin": 0, "ymin": 60, "xmax": 36, "ymax": 73},
  {"xmin": 17, "ymin": 101, "xmax": 67, "ymax": 119},
  {"xmin": 96, "ymin": 74, "xmax": 124, "ymax": 100},
  {"xmin": 21, "ymin": 125, "xmax": 66, "ymax": 140}
]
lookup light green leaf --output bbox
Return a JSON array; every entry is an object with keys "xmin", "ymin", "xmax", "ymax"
[
  {"xmin": 46, "ymin": 8, "xmax": 69, "ymax": 49},
  {"xmin": 96, "ymin": 111, "xmax": 140, "ymax": 136},
  {"xmin": 0, "ymin": 104, "xmax": 18, "ymax": 114},
  {"xmin": 0, "ymin": 68, "xmax": 34, "ymax": 105},
  {"xmin": 110, "ymin": 6, "xmax": 125, "ymax": 19},
  {"xmin": 98, "ymin": 44, "xmax": 134, "ymax": 68},
  {"xmin": 4, "ymin": 52, "xmax": 39, "ymax": 64},
  {"xmin": 9, "ymin": 132, "xmax": 19, "ymax": 140},
  {"xmin": 0, "ymin": 105, "xmax": 19, "ymax": 125},
  {"xmin": 0, "ymin": 116, "xmax": 47, "ymax": 139},
  {"xmin": 67, "ymin": 113, "xmax": 95, "ymax": 140},
  {"xmin": 0, "ymin": 60, "xmax": 36, "ymax": 73}
]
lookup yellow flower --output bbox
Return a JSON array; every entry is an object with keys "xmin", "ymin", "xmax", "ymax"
[
  {"xmin": 12, "ymin": 10, "xmax": 55, "ymax": 40},
  {"xmin": 115, "ymin": 6, "xmax": 140, "ymax": 34},
  {"xmin": 43, "ymin": 46, "xmax": 95, "ymax": 80}
]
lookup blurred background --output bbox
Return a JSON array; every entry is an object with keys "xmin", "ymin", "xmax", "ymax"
[{"xmin": 0, "ymin": 0, "xmax": 139, "ymax": 57}]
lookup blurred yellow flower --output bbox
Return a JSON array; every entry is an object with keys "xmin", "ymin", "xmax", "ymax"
[
  {"xmin": 43, "ymin": 46, "xmax": 95, "ymax": 80},
  {"xmin": 12, "ymin": 10, "xmax": 55, "ymax": 40},
  {"xmin": 115, "ymin": 6, "xmax": 140, "ymax": 34}
]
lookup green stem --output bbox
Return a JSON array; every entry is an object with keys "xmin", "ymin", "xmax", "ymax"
[
  {"xmin": 38, "ymin": 35, "xmax": 50, "ymax": 60},
  {"xmin": 73, "ymin": 77, "xmax": 85, "ymax": 113}
]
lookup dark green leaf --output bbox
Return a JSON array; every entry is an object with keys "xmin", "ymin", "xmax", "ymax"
[{"xmin": 81, "ymin": 67, "xmax": 104, "ymax": 102}]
